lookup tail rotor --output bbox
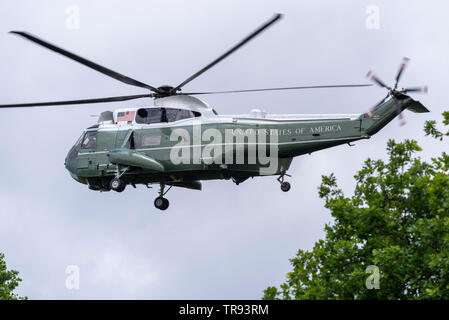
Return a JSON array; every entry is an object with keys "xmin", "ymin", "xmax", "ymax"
[{"xmin": 366, "ymin": 57, "xmax": 427, "ymax": 126}]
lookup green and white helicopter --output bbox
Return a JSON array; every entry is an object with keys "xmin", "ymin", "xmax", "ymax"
[{"xmin": 0, "ymin": 14, "xmax": 428, "ymax": 210}]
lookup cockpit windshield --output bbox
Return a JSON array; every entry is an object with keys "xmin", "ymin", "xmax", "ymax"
[
  {"xmin": 136, "ymin": 107, "xmax": 200, "ymax": 124},
  {"xmin": 66, "ymin": 132, "xmax": 85, "ymax": 163},
  {"xmin": 81, "ymin": 131, "xmax": 97, "ymax": 149}
]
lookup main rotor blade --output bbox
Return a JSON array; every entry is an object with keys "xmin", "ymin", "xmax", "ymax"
[
  {"xmin": 9, "ymin": 31, "xmax": 159, "ymax": 92},
  {"xmin": 394, "ymin": 57, "xmax": 410, "ymax": 89},
  {"xmin": 182, "ymin": 84, "xmax": 372, "ymax": 96},
  {"xmin": 173, "ymin": 13, "xmax": 283, "ymax": 92},
  {"xmin": 0, "ymin": 94, "xmax": 153, "ymax": 108}
]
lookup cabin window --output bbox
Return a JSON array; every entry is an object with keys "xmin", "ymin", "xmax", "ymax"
[
  {"xmin": 136, "ymin": 108, "xmax": 162, "ymax": 124},
  {"xmin": 136, "ymin": 107, "xmax": 198, "ymax": 124},
  {"xmin": 165, "ymin": 108, "xmax": 196, "ymax": 121},
  {"xmin": 147, "ymin": 109, "xmax": 163, "ymax": 123},
  {"xmin": 81, "ymin": 131, "xmax": 97, "ymax": 149},
  {"xmin": 141, "ymin": 134, "xmax": 161, "ymax": 146}
]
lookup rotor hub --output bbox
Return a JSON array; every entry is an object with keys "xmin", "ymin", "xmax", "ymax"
[{"xmin": 154, "ymin": 85, "xmax": 179, "ymax": 98}]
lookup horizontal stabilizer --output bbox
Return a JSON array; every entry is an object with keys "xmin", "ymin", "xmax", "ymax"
[{"xmin": 406, "ymin": 100, "xmax": 430, "ymax": 113}]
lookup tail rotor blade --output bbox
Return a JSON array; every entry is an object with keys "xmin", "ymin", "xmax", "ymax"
[
  {"xmin": 366, "ymin": 71, "xmax": 391, "ymax": 90},
  {"xmin": 393, "ymin": 98, "xmax": 406, "ymax": 126},
  {"xmin": 398, "ymin": 113, "xmax": 406, "ymax": 126},
  {"xmin": 394, "ymin": 57, "xmax": 410, "ymax": 89},
  {"xmin": 403, "ymin": 86, "xmax": 428, "ymax": 94},
  {"xmin": 374, "ymin": 94, "xmax": 389, "ymax": 109},
  {"xmin": 366, "ymin": 94, "xmax": 389, "ymax": 118}
]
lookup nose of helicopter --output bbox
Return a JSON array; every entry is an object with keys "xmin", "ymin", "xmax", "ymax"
[{"xmin": 64, "ymin": 145, "xmax": 80, "ymax": 181}]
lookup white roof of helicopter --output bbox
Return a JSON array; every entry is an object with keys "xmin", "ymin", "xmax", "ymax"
[
  {"xmin": 154, "ymin": 95, "xmax": 213, "ymax": 110},
  {"xmin": 111, "ymin": 95, "xmax": 216, "ymax": 123},
  {"xmin": 106, "ymin": 94, "xmax": 360, "ymax": 126}
]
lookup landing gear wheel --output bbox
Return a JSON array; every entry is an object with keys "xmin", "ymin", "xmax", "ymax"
[
  {"xmin": 281, "ymin": 181, "xmax": 291, "ymax": 192},
  {"xmin": 154, "ymin": 197, "xmax": 169, "ymax": 210},
  {"xmin": 110, "ymin": 178, "xmax": 126, "ymax": 192}
]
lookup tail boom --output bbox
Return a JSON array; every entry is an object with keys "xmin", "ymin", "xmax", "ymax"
[{"xmin": 360, "ymin": 95, "xmax": 429, "ymax": 136}]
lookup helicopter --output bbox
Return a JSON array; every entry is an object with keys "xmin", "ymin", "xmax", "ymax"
[{"xmin": 0, "ymin": 14, "xmax": 429, "ymax": 210}]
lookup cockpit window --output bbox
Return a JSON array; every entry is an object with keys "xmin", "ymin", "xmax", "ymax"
[
  {"xmin": 73, "ymin": 133, "xmax": 84, "ymax": 149},
  {"xmin": 81, "ymin": 131, "xmax": 97, "ymax": 149},
  {"xmin": 136, "ymin": 107, "xmax": 199, "ymax": 124}
]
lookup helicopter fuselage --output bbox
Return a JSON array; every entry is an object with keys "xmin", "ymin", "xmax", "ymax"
[{"xmin": 64, "ymin": 95, "xmax": 428, "ymax": 192}]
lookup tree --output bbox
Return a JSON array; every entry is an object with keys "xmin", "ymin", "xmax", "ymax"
[
  {"xmin": 0, "ymin": 253, "xmax": 26, "ymax": 300},
  {"xmin": 263, "ymin": 112, "xmax": 449, "ymax": 299}
]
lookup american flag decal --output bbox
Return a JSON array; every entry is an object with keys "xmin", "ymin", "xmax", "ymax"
[
  {"xmin": 365, "ymin": 108, "xmax": 374, "ymax": 118},
  {"xmin": 117, "ymin": 110, "xmax": 135, "ymax": 122}
]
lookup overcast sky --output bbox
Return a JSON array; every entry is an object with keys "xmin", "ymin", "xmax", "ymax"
[{"xmin": 0, "ymin": 0, "xmax": 447, "ymax": 299}]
